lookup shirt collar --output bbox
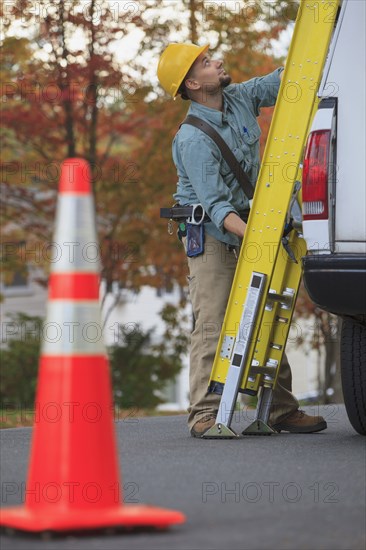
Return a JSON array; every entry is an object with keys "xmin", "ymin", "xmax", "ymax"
[{"xmin": 189, "ymin": 97, "xmax": 229, "ymax": 126}]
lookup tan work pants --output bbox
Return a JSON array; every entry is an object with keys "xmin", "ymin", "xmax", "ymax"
[{"xmin": 186, "ymin": 233, "xmax": 299, "ymax": 430}]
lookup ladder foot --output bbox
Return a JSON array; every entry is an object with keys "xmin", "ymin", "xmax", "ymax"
[
  {"xmin": 202, "ymin": 424, "xmax": 239, "ymax": 439},
  {"xmin": 242, "ymin": 420, "xmax": 277, "ymax": 436}
]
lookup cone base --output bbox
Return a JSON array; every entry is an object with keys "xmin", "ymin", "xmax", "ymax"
[{"xmin": 0, "ymin": 504, "xmax": 185, "ymax": 533}]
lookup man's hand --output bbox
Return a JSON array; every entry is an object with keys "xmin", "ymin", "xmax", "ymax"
[{"xmin": 223, "ymin": 212, "xmax": 247, "ymax": 238}]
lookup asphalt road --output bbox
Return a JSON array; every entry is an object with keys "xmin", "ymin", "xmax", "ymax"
[{"xmin": 0, "ymin": 405, "xmax": 365, "ymax": 550}]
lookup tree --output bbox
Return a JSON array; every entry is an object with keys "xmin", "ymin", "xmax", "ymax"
[
  {"xmin": 293, "ymin": 283, "xmax": 342, "ymax": 404},
  {"xmin": 109, "ymin": 306, "xmax": 188, "ymax": 409},
  {"xmin": 1, "ymin": 0, "xmax": 303, "ymax": 332},
  {"xmin": 1, "ymin": 1, "xmax": 154, "ymax": 308},
  {"xmin": 0, "ymin": 310, "xmax": 188, "ymax": 410}
]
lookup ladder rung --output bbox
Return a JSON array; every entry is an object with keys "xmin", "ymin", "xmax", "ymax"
[
  {"xmin": 270, "ymin": 342, "xmax": 283, "ymax": 350},
  {"xmin": 250, "ymin": 366, "xmax": 276, "ymax": 377},
  {"xmin": 266, "ymin": 288, "xmax": 295, "ymax": 310},
  {"xmin": 275, "ymin": 316, "xmax": 289, "ymax": 324},
  {"xmin": 250, "ymin": 359, "xmax": 279, "ymax": 377}
]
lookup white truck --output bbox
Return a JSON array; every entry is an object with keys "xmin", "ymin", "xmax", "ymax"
[{"xmin": 301, "ymin": 0, "xmax": 366, "ymax": 434}]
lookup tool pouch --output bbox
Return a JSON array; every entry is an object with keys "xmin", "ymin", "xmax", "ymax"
[{"xmin": 186, "ymin": 223, "xmax": 205, "ymax": 257}]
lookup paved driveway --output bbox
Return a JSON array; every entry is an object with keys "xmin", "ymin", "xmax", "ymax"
[{"xmin": 1, "ymin": 405, "xmax": 365, "ymax": 550}]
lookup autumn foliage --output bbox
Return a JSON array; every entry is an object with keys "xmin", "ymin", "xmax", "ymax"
[{"xmin": 1, "ymin": 0, "xmax": 296, "ymax": 296}]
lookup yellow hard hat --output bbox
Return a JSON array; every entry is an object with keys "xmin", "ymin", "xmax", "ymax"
[{"xmin": 157, "ymin": 43, "xmax": 209, "ymax": 98}]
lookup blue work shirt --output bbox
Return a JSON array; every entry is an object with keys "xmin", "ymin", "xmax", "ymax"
[{"xmin": 172, "ymin": 68, "xmax": 283, "ymax": 246}]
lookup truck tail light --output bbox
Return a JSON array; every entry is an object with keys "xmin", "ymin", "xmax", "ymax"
[{"xmin": 302, "ymin": 130, "xmax": 331, "ymax": 220}]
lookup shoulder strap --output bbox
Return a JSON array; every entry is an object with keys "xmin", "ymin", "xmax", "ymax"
[{"xmin": 181, "ymin": 114, "xmax": 254, "ymax": 200}]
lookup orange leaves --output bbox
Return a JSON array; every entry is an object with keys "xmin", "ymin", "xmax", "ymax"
[{"xmin": 2, "ymin": 0, "xmax": 295, "ymax": 296}]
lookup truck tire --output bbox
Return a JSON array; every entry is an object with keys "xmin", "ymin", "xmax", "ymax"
[{"xmin": 340, "ymin": 319, "xmax": 366, "ymax": 435}]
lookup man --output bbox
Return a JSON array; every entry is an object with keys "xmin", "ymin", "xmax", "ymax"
[{"xmin": 157, "ymin": 43, "xmax": 327, "ymax": 437}]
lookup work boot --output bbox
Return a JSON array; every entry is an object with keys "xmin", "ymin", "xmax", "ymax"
[
  {"xmin": 190, "ymin": 414, "xmax": 217, "ymax": 438},
  {"xmin": 272, "ymin": 409, "xmax": 327, "ymax": 433}
]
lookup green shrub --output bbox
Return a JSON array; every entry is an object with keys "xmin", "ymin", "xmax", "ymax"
[
  {"xmin": 0, "ymin": 313, "xmax": 42, "ymax": 407},
  {"xmin": 1, "ymin": 309, "xmax": 187, "ymax": 412},
  {"xmin": 109, "ymin": 323, "xmax": 183, "ymax": 409}
]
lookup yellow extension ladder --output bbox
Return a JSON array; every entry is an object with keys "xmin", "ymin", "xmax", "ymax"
[{"xmin": 204, "ymin": 0, "xmax": 341, "ymax": 438}]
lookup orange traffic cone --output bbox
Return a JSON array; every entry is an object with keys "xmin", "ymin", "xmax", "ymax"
[{"xmin": 0, "ymin": 159, "xmax": 185, "ymax": 532}]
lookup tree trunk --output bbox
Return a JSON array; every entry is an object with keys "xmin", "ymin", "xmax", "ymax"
[
  {"xmin": 59, "ymin": 2, "xmax": 76, "ymax": 158},
  {"xmin": 88, "ymin": 0, "xmax": 99, "ymax": 183},
  {"xmin": 333, "ymin": 318, "xmax": 344, "ymax": 403},
  {"xmin": 321, "ymin": 313, "xmax": 342, "ymax": 404},
  {"xmin": 188, "ymin": 0, "xmax": 198, "ymax": 43}
]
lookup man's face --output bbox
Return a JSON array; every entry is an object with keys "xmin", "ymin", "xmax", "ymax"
[{"xmin": 186, "ymin": 53, "xmax": 232, "ymax": 94}]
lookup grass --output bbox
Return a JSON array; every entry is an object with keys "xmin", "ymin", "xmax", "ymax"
[
  {"xmin": 0, "ymin": 408, "xmax": 35, "ymax": 429},
  {"xmin": 0, "ymin": 407, "xmax": 187, "ymax": 429}
]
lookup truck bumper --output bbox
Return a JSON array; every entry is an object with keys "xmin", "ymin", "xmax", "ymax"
[{"xmin": 302, "ymin": 254, "xmax": 366, "ymax": 317}]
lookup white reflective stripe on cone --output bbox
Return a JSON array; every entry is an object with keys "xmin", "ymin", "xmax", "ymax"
[
  {"xmin": 51, "ymin": 195, "xmax": 100, "ymax": 272},
  {"xmin": 42, "ymin": 302, "xmax": 106, "ymax": 355}
]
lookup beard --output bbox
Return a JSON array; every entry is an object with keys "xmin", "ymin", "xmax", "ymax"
[
  {"xmin": 219, "ymin": 73, "xmax": 232, "ymax": 88},
  {"xmin": 203, "ymin": 73, "xmax": 232, "ymax": 95}
]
